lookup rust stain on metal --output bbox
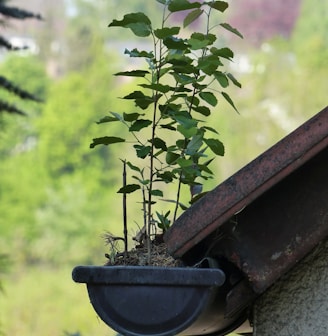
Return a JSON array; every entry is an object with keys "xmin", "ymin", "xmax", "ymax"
[{"xmin": 165, "ymin": 106, "xmax": 328, "ymax": 293}]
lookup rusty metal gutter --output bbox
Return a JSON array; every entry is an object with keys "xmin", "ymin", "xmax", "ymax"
[{"xmin": 165, "ymin": 106, "xmax": 328, "ymax": 294}]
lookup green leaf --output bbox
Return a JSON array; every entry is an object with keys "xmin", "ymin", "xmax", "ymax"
[
  {"xmin": 183, "ymin": 9, "xmax": 203, "ymax": 28},
  {"xmin": 199, "ymin": 91, "xmax": 218, "ymax": 106},
  {"xmin": 90, "ymin": 136, "xmax": 125, "ymax": 148},
  {"xmin": 220, "ymin": 23, "xmax": 243, "ymax": 39},
  {"xmin": 177, "ymin": 125, "xmax": 198, "ymax": 138},
  {"xmin": 211, "ymin": 47, "xmax": 234, "ymax": 60},
  {"xmin": 151, "ymin": 137, "xmax": 167, "ymax": 150},
  {"xmin": 134, "ymin": 145, "xmax": 152, "ymax": 158},
  {"xmin": 110, "ymin": 112, "xmax": 124, "ymax": 121},
  {"xmin": 168, "ymin": 0, "xmax": 201, "ymax": 12},
  {"xmin": 154, "ymin": 27, "xmax": 180, "ymax": 39},
  {"xmin": 186, "ymin": 134, "xmax": 203, "ymax": 155},
  {"xmin": 123, "ymin": 90, "xmax": 145, "ymax": 99},
  {"xmin": 108, "ymin": 13, "xmax": 152, "ymax": 37},
  {"xmin": 151, "ymin": 189, "xmax": 164, "ymax": 197},
  {"xmin": 204, "ymin": 138, "xmax": 225, "ymax": 156},
  {"xmin": 117, "ymin": 184, "xmax": 141, "ymax": 194},
  {"xmin": 172, "ymin": 73, "xmax": 195, "ymax": 85},
  {"xmin": 198, "ymin": 55, "xmax": 222, "ymax": 75},
  {"xmin": 123, "ymin": 91, "xmax": 154, "ymax": 109},
  {"xmin": 156, "ymin": 171, "xmax": 175, "ymax": 183},
  {"xmin": 173, "ymin": 113, "xmax": 198, "ymax": 128},
  {"xmin": 139, "ymin": 83, "xmax": 171, "ymax": 93},
  {"xmin": 163, "ymin": 36, "xmax": 189, "ymax": 50},
  {"xmin": 166, "ymin": 151, "xmax": 180, "ymax": 164},
  {"xmin": 126, "ymin": 161, "xmax": 141, "ymax": 172},
  {"xmin": 124, "ymin": 48, "xmax": 154, "ymax": 58},
  {"xmin": 208, "ymin": 1, "xmax": 229, "ymax": 13},
  {"xmin": 177, "ymin": 157, "xmax": 193, "ymax": 167},
  {"xmin": 129, "ymin": 119, "xmax": 152, "ymax": 132},
  {"xmin": 96, "ymin": 115, "xmax": 119, "ymax": 124},
  {"xmin": 188, "ymin": 33, "xmax": 216, "ymax": 50},
  {"xmin": 186, "ymin": 95, "xmax": 200, "ymax": 107},
  {"xmin": 192, "ymin": 105, "xmax": 211, "ymax": 116},
  {"xmin": 161, "ymin": 123, "xmax": 176, "ymax": 131},
  {"xmin": 123, "ymin": 112, "xmax": 143, "ymax": 122},
  {"xmin": 133, "ymin": 176, "xmax": 150, "ymax": 185},
  {"xmin": 221, "ymin": 91, "xmax": 239, "ymax": 113},
  {"xmin": 227, "ymin": 73, "xmax": 242, "ymax": 88},
  {"xmin": 202, "ymin": 125, "xmax": 219, "ymax": 134},
  {"xmin": 114, "ymin": 70, "xmax": 150, "ymax": 77},
  {"xmin": 214, "ymin": 71, "xmax": 229, "ymax": 88}
]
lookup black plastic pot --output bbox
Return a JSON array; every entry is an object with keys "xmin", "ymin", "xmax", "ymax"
[{"xmin": 72, "ymin": 261, "xmax": 246, "ymax": 336}]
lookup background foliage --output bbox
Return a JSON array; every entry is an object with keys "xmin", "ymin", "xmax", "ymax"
[{"xmin": 0, "ymin": 0, "xmax": 327, "ymax": 335}]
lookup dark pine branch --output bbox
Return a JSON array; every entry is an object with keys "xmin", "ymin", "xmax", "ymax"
[
  {"xmin": 0, "ymin": 99, "xmax": 26, "ymax": 116},
  {"xmin": 0, "ymin": 4, "xmax": 43, "ymax": 20},
  {"xmin": 0, "ymin": 76, "xmax": 43, "ymax": 102}
]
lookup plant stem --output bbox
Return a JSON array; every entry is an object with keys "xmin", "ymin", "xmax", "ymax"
[{"xmin": 122, "ymin": 160, "xmax": 128, "ymax": 262}]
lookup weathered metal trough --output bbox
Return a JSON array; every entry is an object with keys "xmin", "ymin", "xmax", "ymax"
[{"xmin": 165, "ymin": 105, "xmax": 328, "ymax": 313}]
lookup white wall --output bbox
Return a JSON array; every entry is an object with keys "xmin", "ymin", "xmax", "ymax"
[{"xmin": 253, "ymin": 237, "xmax": 328, "ymax": 336}]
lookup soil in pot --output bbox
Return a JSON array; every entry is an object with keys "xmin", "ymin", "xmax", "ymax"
[{"xmin": 103, "ymin": 232, "xmax": 181, "ymax": 267}]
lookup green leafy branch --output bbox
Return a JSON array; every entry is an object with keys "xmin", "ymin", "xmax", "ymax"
[{"xmin": 90, "ymin": 0, "xmax": 242, "ymax": 261}]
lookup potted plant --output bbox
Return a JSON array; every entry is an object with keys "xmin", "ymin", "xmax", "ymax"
[{"xmin": 72, "ymin": 1, "xmax": 245, "ymax": 335}]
